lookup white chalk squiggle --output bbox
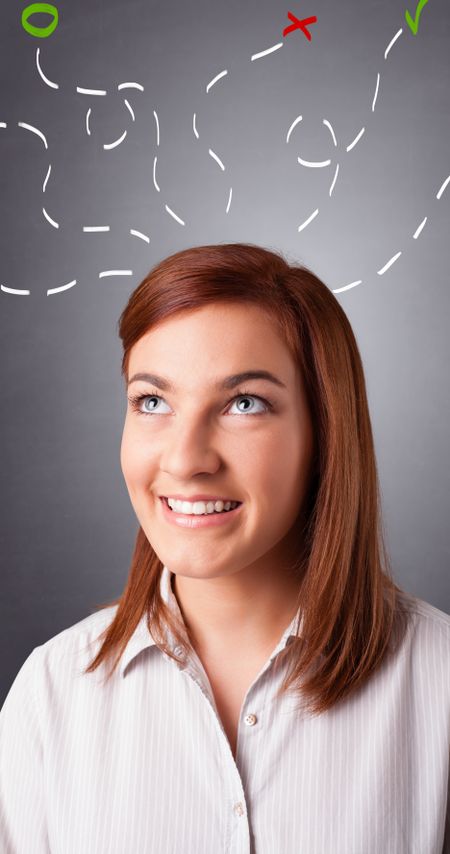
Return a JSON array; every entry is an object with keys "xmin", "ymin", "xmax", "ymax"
[{"xmin": 36, "ymin": 48, "xmax": 59, "ymax": 89}]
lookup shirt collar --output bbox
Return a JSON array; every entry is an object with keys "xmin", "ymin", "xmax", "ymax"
[{"xmin": 119, "ymin": 565, "xmax": 303, "ymax": 677}]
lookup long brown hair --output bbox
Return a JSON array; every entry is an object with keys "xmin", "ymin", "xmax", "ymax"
[{"xmin": 84, "ymin": 242, "xmax": 412, "ymax": 716}]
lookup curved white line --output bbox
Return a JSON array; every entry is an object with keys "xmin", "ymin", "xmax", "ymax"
[
  {"xmin": 83, "ymin": 226, "xmax": 110, "ymax": 232},
  {"xmin": 118, "ymin": 82, "xmax": 144, "ymax": 91},
  {"xmin": 193, "ymin": 113, "xmax": 199, "ymax": 139},
  {"xmin": 297, "ymin": 208, "xmax": 319, "ymax": 233},
  {"xmin": 153, "ymin": 111, "xmax": 160, "ymax": 146},
  {"xmin": 1, "ymin": 284, "xmax": 30, "ymax": 295},
  {"xmin": 103, "ymin": 129, "xmax": 127, "ymax": 150},
  {"xmin": 332, "ymin": 280, "xmax": 362, "ymax": 294},
  {"xmin": 377, "ymin": 251, "xmax": 402, "ymax": 275},
  {"xmin": 323, "ymin": 119, "xmax": 337, "ymax": 147},
  {"xmin": 384, "ymin": 29, "xmax": 402, "ymax": 60},
  {"xmin": 99, "ymin": 270, "xmax": 133, "ymax": 278},
  {"xmin": 36, "ymin": 47, "xmax": 59, "ymax": 89},
  {"xmin": 329, "ymin": 163, "xmax": 340, "ymax": 197},
  {"xmin": 165, "ymin": 205, "xmax": 185, "ymax": 226},
  {"xmin": 153, "ymin": 156, "xmax": 160, "ymax": 192},
  {"xmin": 209, "ymin": 148, "xmax": 225, "ymax": 171},
  {"xmin": 436, "ymin": 175, "xmax": 450, "ymax": 200},
  {"xmin": 206, "ymin": 69, "xmax": 228, "ymax": 93},
  {"xmin": 43, "ymin": 207, "xmax": 59, "ymax": 228},
  {"xmin": 76, "ymin": 87, "xmax": 107, "ymax": 96},
  {"xmin": 298, "ymin": 157, "xmax": 331, "ymax": 168},
  {"xmin": 130, "ymin": 229, "xmax": 150, "ymax": 243},
  {"xmin": 124, "ymin": 99, "xmax": 135, "ymax": 121},
  {"xmin": 413, "ymin": 217, "xmax": 427, "ymax": 239},
  {"xmin": 286, "ymin": 115, "xmax": 302, "ymax": 144},
  {"xmin": 346, "ymin": 127, "xmax": 365, "ymax": 152},
  {"xmin": 372, "ymin": 73, "xmax": 380, "ymax": 112},
  {"xmin": 226, "ymin": 187, "xmax": 232, "ymax": 214},
  {"xmin": 86, "ymin": 107, "xmax": 91, "ymax": 136},
  {"xmin": 42, "ymin": 164, "xmax": 51, "ymax": 193},
  {"xmin": 18, "ymin": 122, "xmax": 48, "ymax": 149},
  {"xmin": 47, "ymin": 279, "xmax": 77, "ymax": 295},
  {"xmin": 251, "ymin": 42, "xmax": 283, "ymax": 61}
]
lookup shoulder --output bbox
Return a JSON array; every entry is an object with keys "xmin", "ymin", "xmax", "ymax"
[
  {"xmin": 9, "ymin": 604, "xmax": 119, "ymax": 697},
  {"xmin": 395, "ymin": 589, "xmax": 450, "ymax": 667},
  {"xmin": 36, "ymin": 604, "xmax": 119, "ymax": 672},
  {"xmin": 401, "ymin": 590, "xmax": 450, "ymax": 634}
]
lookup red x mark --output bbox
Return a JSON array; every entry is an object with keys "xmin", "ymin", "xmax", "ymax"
[{"xmin": 283, "ymin": 11, "xmax": 317, "ymax": 41}]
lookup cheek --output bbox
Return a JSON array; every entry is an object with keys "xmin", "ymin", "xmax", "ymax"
[
  {"xmin": 259, "ymin": 420, "xmax": 312, "ymax": 508},
  {"xmin": 120, "ymin": 422, "xmax": 152, "ymax": 486}
]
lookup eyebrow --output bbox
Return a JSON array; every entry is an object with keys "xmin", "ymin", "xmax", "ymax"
[{"xmin": 127, "ymin": 370, "xmax": 287, "ymax": 391}]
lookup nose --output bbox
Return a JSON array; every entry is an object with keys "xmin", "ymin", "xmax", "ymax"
[{"xmin": 159, "ymin": 416, "xmax": 222, "ymax": 480}]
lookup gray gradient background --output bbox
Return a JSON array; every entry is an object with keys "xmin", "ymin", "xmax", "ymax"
[{"xmin": 1, "ymin": 0, "xmax": 449, "ymax": 703}]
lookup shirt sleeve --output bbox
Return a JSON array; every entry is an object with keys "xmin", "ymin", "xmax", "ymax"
[{"xmin": 0, "ymin": 647, "xmax": 50, "ymax": 853}]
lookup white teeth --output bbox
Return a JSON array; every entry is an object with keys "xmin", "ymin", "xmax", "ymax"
[{"xmin": 167, "ymin": 498, "xmax": 240, "ymax": 515}]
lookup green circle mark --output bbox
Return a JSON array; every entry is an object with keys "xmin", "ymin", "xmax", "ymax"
[{"xmin": 22, "ymin": 4, "xmax": 59, "ymax": 38}]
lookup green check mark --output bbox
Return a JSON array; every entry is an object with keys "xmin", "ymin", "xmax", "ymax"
[{"xmin": 405, "ymin": 0, "xmax": 430, "ymax": 35}]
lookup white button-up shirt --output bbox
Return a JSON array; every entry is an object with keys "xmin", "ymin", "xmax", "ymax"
[{"xmin": 1, "ymin": 565, "xmax": 449, "ymax": 853}]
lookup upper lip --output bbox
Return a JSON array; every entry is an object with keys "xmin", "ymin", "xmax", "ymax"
[{"xmin": 160, "ymin": 494, "xmax": 241, "ymax": 502}]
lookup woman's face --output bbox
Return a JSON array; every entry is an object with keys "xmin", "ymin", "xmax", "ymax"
[{"xmin": 120, "ymin": 301, "xmax": 315, "ymax": 583}]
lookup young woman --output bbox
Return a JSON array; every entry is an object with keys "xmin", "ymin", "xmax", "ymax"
[{"xmin": 1, "ymin": 243, "xmax": 449, "ymax": 853}]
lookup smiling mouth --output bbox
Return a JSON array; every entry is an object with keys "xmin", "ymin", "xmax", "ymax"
[{"xmin": 161, "ymin": 497, "xmax": 242, "ymax": 514}]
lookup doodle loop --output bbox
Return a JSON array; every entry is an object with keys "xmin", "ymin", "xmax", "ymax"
[{"xmin": 22, "ymin": 3, "xmax": 59, "ymax": 38}]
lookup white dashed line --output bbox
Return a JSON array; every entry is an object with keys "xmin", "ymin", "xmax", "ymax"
[
  {"xmin": 86, "ymin": 108, "xmax": 91, "ymax": 135},
  {"xmin": 226, "ymin": 187, "xmax": 232, "ymax": 214},
  {"xmin": 209, "ymin": 148, "xmax": 225, "ymax": 170},
  {"xmin": 332, "ymin": 280, "xmax": 363, "ymax": 294},
  {"xmin": 323, "ymin": 119, "xmax": 337, "ymax": 147},
  {"xmin": 124, "ymin": 99, "xmax": 135, "ymax": 121},
  {"xmin": 251, "ymin": 42, "xmax": 283, "ymax": 61},
  {"xmin": 43, "ymin": 208, "xmax": 59, "ymax": 228},
  {"xmin": 193, "ymin": 113, "xmax": 199, "ymax": 139},
  {"xmin": 153, "ymin": 111, "xmax": 160, "ymax": 146},
  {"xmin": 329, "ymin": 163, "xmax": 340, "ymax": 197},
  {"xmin": 130, "ymin": 229, "xmax": 150, "ymax": 243},
  {"xmin": 377, "ymin": 251, "xmax": 402, "ymax": 275},
  {"xmin": 298, "ymin": 157, "xmax": 331, "ymax": 168},
  {"xmin": 165, "ymin": 205, "xmax": 185, "ymax": 225},
  {"xmin": 103, "ymin": 129, "xmax": 127, "ymax": 150},
  {"xmin": 118, "ymin": 82, "xmax": 144, "ymax": 91},
  {"xmin": 18, "ymin": 122, "xmax": 48, "ymax": 149},
  {"xmin": 47, "ymin": 279, "xmax": 77, "ymax": 295},
  {"xmin": 413, "ymin": 217, "xmax": 427, "ymax": 239},
  {"xmin": 76, "ymin": 87, "xmax": 107, "ymax": 96},
  {"xmin": 384, "ymin": 28, "xmax": 402, "ymax": 60},
  {"xmin": 99, "ymin": 270, "xmax": 133, "ymax": 278},
  {"xmin": 297, "ymin": 208, "xmax": 319, "ymax": 233},
  {"xmin": 286, "ymin": 115, "xmax": 302, "ymax": 144},
  {"xmin": 206, "ymin": 70, "xmax": 228, "ymax": 93},
  {"xmin": 83, "ymin": 226, "xmax": 110, "ymax": 232},
  {"xmin": 36, "ymin": 47, "xmax": 59, "ymax": 89},
  {"xmin": 436, "ymin": 175, "xmax": 450, "ymax": 199},
  {"xmin": 1, "ymin": 284, "xmax": 30, "ymax": 295},
  {"xmin": 153, "ymin": 156, "xmax": 160, "ymax": 192},
  {"xmin": 346, "ymin": 127, "xmax": 365, "ymax": 152},
  {"xmin": 372, "ymin": 73, "xmax": 380, "ymax": 112},
  {"xmin": 42, "ymin": 164, "xmax": 51, "ymax": 193}
]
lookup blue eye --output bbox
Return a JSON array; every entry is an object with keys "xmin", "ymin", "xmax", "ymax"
[
  {"xmin": 127, "ymin": 389, "xmax": 273, "ymax": 417},
  {"xmin": 227, "ymin": 393, "xmax": 270, "ymax": 415}
]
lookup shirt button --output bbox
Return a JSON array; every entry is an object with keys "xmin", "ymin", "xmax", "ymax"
[
  {"xmin": 233, "ymin": 802, "xmax": 245, "ymax": 816},
  {"xmin": 173, "ymin": 645, "xmax": 185, "ymax": 657},
  {"xmin": 244, "ymin": 713, "xmax": 257, "ymax": 726}
]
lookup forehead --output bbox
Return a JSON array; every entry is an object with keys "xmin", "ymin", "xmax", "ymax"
[{"xmin": 128, "ymin": 303, "xmax": 297, "ymax": 382}]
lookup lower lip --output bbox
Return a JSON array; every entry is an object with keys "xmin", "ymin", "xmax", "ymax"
[{"xmin": 159, "ymin": 497, "xmax": 243, "ymax": 528}]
